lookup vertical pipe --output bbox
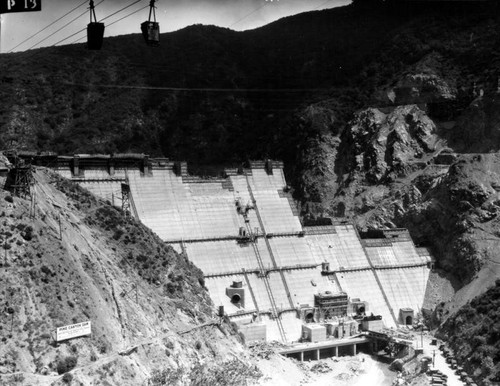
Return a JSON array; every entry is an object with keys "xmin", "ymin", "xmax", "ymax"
[{"xmin": 300, "ymin": 351, "xmax": 304, "ymax": 362}]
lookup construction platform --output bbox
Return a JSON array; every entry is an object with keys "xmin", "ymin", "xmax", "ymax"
[{"xmin": 33, "ymin": 154, "xmax": 432, "ymax": 346}]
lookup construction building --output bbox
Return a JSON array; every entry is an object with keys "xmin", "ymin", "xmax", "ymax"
[{"xmin": 26, "ymin": 153, "xmax": 432, "ymax": 345}]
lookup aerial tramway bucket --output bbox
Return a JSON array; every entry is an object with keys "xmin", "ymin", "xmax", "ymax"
[
  {"xmin": 142, "ymin": 0, "xmax": 160, "ymax": 47},
  {"xmin": 141, "ymin": 21, "xmax": 160, "ymax": 47},
  {"xmin": 87, "ymin": 1, "xmax": 105, "ymax": 50},
  {"xmin": 88, "ymin": 23, "xmax": 105, "ymax": 50}
]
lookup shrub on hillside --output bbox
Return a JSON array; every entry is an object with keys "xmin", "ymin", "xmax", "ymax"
[
  {"xmin": 21, "ymin": 225, "xmax": 34, "ymax": 241},
  {"xmin": 56, "ymin": 355, "xmax": 77, "ymax": 374},
  {"xmin": 439, "ymin": 280, "xmax": 500, "ymax": 384},
  {"xmin": 62, "ymin": 372, "xmax": 73, "ymax": 383},
  {"xmin": 148, "ymin": 359, "xmax": 262, "ymax": 386}
]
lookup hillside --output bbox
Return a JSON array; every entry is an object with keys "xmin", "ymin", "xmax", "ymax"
[
  {"xmin": 0, "ymin": 2, "xmax": 416, "ymax": 162},
  {"xmin": 438, "ymin": 280, "xmax": 500, "ymax": 384},
  {"xmin": 0, "ymin": 168, "xmax": 260, "ymax": 385}
]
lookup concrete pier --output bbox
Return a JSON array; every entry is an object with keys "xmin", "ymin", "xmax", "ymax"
[{"xmin": 279, "ymin": 336, "xmax": 368, "ymax": 362}]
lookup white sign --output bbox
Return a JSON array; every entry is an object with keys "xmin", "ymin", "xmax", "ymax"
[
  {"xmin": 0, "ymin": 0, "xmax": 41, "ymax": 14},
  {"xmin": 56, "ymin": 321, "xmax": 91, "ymax": 342}
]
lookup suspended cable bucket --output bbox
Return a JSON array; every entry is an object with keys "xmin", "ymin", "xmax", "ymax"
[
  {"xmin": 141, "ymin": 0, "xmax": 160, "ymax": 47},
  {"xmin": 87, "ymin": 0, "xmax": 105, "ymax": 50}
]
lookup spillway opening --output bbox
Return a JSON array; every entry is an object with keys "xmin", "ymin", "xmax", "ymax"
[
  {"xmin": 231, "ymin": 294, "xmax": 241, "ymax": 304},
  {"xmin": 305, "ymin": 312, "xmax": 315, "ymax": 323},
  {"xmin": 405, "ymin": 315, "xmax": 413, "ymax": 325}
]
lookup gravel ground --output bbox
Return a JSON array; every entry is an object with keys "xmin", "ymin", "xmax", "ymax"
[{"xmin": 257, "ymin": 353, "xmax": 396, "ymax": 386}]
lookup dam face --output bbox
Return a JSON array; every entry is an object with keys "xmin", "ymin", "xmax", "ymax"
[{"xmin": 44, "ymin": 154, "xmax": 431, "ymax": 344}]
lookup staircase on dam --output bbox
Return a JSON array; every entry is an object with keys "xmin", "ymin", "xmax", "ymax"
[
  {"xmin": 245, "ymin": 174, "xmax": 295, "ymax": 310},
  {"xmin": 42, "ymin": 154, "xmax": 432, "ymax": 343}
]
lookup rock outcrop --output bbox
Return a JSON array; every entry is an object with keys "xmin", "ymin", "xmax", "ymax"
[
  {"xmin": 339, "ymin": 104, "xmax": 438, "ymax": 184},
  {"xmin": 297, "ymin": 99, "xmax": 500, "ymax": 307},
  {"xmin": 375, "ymin": 53, "xmax": 458, "ymax": 107},
  {"xmin": 385, "ymin": 73, "xmax": 456, "ymax": 106}
]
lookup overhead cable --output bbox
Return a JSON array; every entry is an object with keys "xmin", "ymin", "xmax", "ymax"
[
  {"xmin": 64, "ymin": 82, "xmax": 326, "ymax": 93},
  {"xmin": 57, "ymin": 0, "xmax": 142, "ymax": 47},
  {"xmin": 229, "ymin": 2, "xmax": 268, "ymax": 29},
  {"xmin": 51, "ymin": 0, "xmax": 147, "ymax": 47},
  {"xmin": 8, "ymin": 0, "xmax": 88, "ymax": 53},
  {"xmin": 98, "ymin": 0, "xmax": 142, "ymax": 23},
  {"xmin": 107, "ymin": 4, "xmax": 149, "ymax": 28},
  {"xmin": 313, "ymin": 0, "xmax": 334, "ymax": 11},
  {"xmin": 51, "ymin": 26, "xmax": 87, "ymax": 47},
  {"xmin": 28, "ymin": 0, "xmax": 105, "ymax": 50},
  {"xmin": 69, "ymin": 4, "xmax": 149, "ymax": 45}
]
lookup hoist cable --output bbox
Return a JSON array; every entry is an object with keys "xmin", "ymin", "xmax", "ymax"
[
  {"xmin": 313, "ymin": 0, "xmax": 334, "ymax": 11},
  {"xmin": 7, "ymin": 0, "xmax": 88, "ymax": 53},
  {"xmin": 64, "ymin": 82, "xmax": 325, "ymax": 93},
  {"xmin": 59, "ymin": 0, "xmax": 142, "ymax": 46},
  {"xmin": 107, "ymin": 4, "xmax": 149, "ymax": 28},
  {"xmin": 229, "ymin": 2, "xmax": 268, "ymax": 29},
  {"xmin": 68, "ymin": 4, "xmax": 149, "ymax": 45},
  {"xmin": 97, "ymin": 0, "xmax": 142, "ymax": 23},
  {"xmin": 28, "ymin": 0, "xmax": 104, "ymax": 50}
]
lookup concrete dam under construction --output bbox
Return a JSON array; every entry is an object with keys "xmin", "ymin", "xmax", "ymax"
[{"xmin": 28, "ymin": 153, "xmax": 433, "ymax": 347}]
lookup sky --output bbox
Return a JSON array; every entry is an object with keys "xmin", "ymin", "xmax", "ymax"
[{"xmin": 0, "ymin": 0, "xmax": 350, "ymax": 53}]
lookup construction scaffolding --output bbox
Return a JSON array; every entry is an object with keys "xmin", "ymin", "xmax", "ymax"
[
  {"xmin": 3, "ymin": 152, "xmax": 34, "ymax": 199},
  {"xmin": 12, "ymin": 165, "xmax": 32, "ymax": 198},
  {"xmin": 121, "ymin": 183, "xmax": 132, "ymax": 216}
]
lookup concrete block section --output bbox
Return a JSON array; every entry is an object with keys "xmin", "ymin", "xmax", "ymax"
[
  {"xmin": 336, "ymin": 270, "xmax": 395, "ymax": 328},
  {"xmin": 375, "ymin": 267, "xmax": 429, "ymax": 322},
  {"xmin": 185, "ymin": 240, "xmax": 260, "ymax": 275},
  {"xmin": 302, "ymin": 324, "xmax": 327, "ymax": 343},
  {"xmin": 361, "ymin": 317, "xmax": 384, "ymax": 332},
  {"xmin": 305, "ymin": 229, "xmax": 371, "ymax": 271},
  {"xmin": 238, "ymin": 323, "xmax": 267, "ymax": 344},
  {"xmin": 269, "ymin": 237, "xmax": 318, "ymax": 266},
  {"xmin": 79, "ymin": 180, "xmax": 122, "ymax": 206}
]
